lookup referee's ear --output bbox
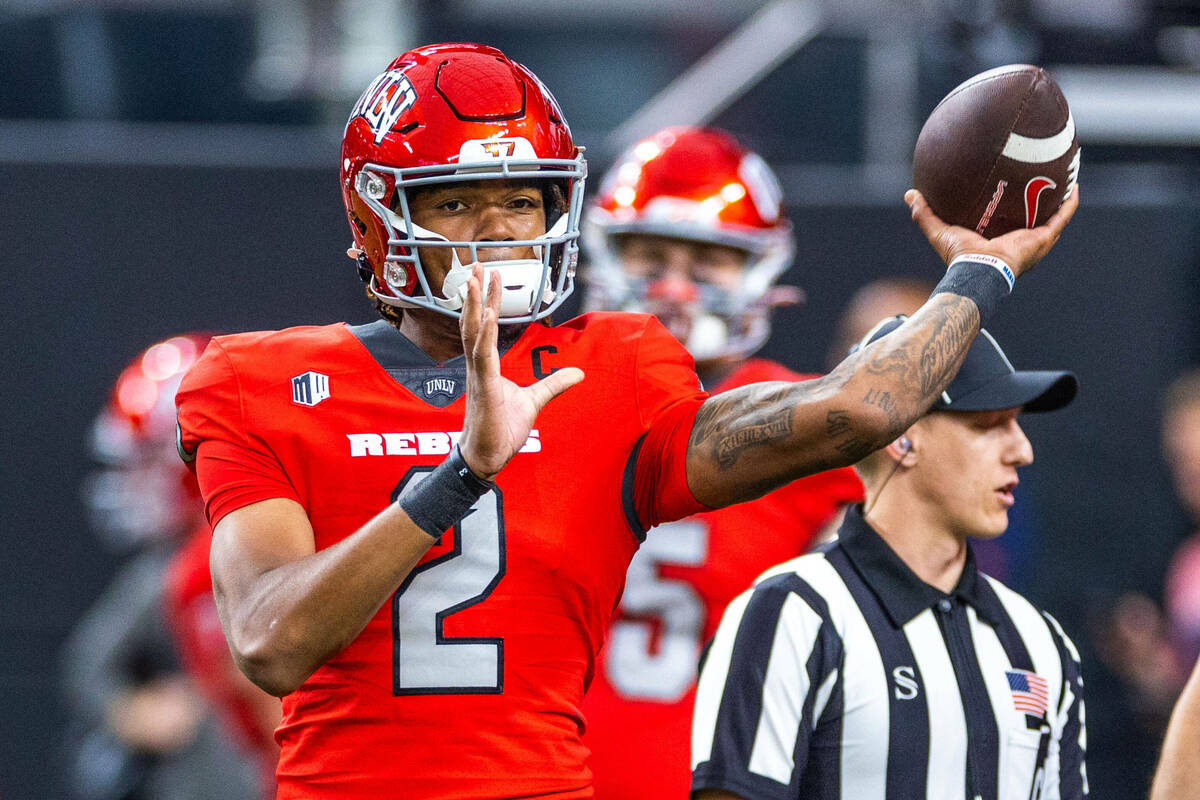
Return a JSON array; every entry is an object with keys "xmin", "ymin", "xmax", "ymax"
[
  {"xmin": 854, "ymin": 433, "xmax": 916, "ymax": 488},
  {"xmin": 886, "ymin": 433, "xmax": 917, "ymax": 466}
]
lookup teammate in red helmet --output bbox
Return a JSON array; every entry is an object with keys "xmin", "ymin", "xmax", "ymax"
[
  {"xmin": 63, "ymin": 334, "xmax": 268, "ymax": 800},
  {"xmin": 586, "ymin": 126, "xmax": 799, "ymax": 366},
  {"xmin": 176, "ymin": 42, "xmax": 1077, "ymax": 798},
  {"xmin": 581, "ymin": 126, "xmax": 862, "ymax": 799}
]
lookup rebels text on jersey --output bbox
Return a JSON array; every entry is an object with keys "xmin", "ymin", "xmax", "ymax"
[
  {"xmin": 581, "ymin": 360, "xmax": 864, "ymax": 800},
  {"xmin": 175, "ymin": 313, "xmax": 708, "ymax": 799}
]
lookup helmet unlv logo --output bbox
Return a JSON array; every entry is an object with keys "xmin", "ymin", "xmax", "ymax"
[{"xmin": 349, "ymin": 69, "xmax": 418, "ymax": 145}]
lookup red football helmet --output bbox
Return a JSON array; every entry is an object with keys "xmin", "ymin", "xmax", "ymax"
[
  {"xmin": 84, "ymin": 334, "xmax": 211, "ymax": 550},
  {"xmin": 585, "ymin": 126, "xmax": 797, "ymax": 361},
  {"xmin": 340, "ymin": 42, "xmax": 587, "ymax": 322}
]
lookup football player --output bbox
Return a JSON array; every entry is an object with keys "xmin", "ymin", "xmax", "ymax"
[
  {"xmin": 165, "ymin": 522, "xmax": 282, "ymax": 797},
  {"xmin": 580, "ymin": 127, "xmax": 863, "ymax": 799},
  {"xmin": 175, "ymin": 42, "xmax": 1077, "ymax": 799},
  {"xmin": 63, "ymin": 334, "xmax": 265, "ymax": 800}
]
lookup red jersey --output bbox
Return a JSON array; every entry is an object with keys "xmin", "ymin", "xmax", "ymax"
[
  {"xmin": 175, "ymin": 314, "xmax": 708, "ymax": 799},
  {"xmin": 164, "ymin": 527, "xmax": 280, "ymax": 796},
  {"xmin": 581, "ymin": 359, "xmax": 864, "ymax": 800}
]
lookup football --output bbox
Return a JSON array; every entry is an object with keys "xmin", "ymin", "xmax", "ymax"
[{"xmin": 912, "ymin": 64, "xmax": 1080, "ymax": 238}]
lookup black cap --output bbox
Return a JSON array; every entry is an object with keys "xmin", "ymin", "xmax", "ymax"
[{"xmin": 853, "ymin": 316, "xmax": 1077, "ymax": 413}]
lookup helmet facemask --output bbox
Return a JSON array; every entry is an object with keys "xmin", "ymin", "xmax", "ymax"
[
  {"xmin": 584, "ymin": 225, "xmax": 798, "ymax": 363},
  {"xmin": 355, "ymin": 151, "xmax": 586, "ymax": 323}
]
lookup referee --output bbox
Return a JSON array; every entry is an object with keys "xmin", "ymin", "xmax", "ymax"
[{"xmin": 691, "ymin": 317, "xmax": 1086, "ymax": 800}]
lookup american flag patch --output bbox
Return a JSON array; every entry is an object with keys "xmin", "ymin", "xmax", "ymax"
[{"xmin": 1006, "ymin": 669, "xmax": 1049, "ymax": 717}]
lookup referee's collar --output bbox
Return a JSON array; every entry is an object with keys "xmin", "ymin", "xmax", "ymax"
[{"xmin": 836, "ymin": 505, "xmax": 1006, "ymax": 628}]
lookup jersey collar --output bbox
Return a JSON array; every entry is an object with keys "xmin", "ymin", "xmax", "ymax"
[
  {"xmin": 346, "ymin": 319, "xmax": 542, "ymax": 409},
  {"xmin": 835, "ymin": 505, "xmax": 1007, "ymax": 629},
  {"xmin": 347, "ymin": 318, "xmax": 537, "ymax": 367},
  {"xmin": 347, "ymin": 319, "xmax": 467, "ymax": 369}
]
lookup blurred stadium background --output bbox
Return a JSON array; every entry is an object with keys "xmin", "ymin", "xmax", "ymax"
[{"xmin": 1, "ymin": 0, "xmax": 1198, "ymax": 797}]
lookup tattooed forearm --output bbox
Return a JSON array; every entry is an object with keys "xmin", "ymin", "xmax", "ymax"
[
  {"xmin": 690, "ymin": 382, "xmax": 804, "ymax": 471},
  {"xmin": 688, "ymin": 393, "xmax": 738, "ymax": 451},
  {"xmin": 826, "ymin": 409, "xmax": 877, "ymax": 462},
  {"xmin": 825, "ymin": 409, "xmax": 851, "ymax": 439},
  {"xmin": 917, "ymin": 297, "xmax": 977, "ymax": 397},
  {"xmin": 684, "ymin": 292, "xmax": 982, "ymax": 507},
  {"xmin": 833, "ymin": 436, "xmax": 877, "ymax": 462},
  {"xmin": 864, "ymin": 294, "xmax": 978, "ymax": 409},
  {"xmin": 862, "ymin": 388, "xmax": 902, "ymax": 430},
  {"xmin": 715, "ymin": 412, "xmax": 793, "ymax": 469}
]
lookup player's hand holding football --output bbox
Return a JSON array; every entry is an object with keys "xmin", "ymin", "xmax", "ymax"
[
  {"xmin": 458, "ymin": 264, "xmax": 584, "ymax": 481},
  {"xmin": 906, "ymin": 185, "xmax": 1078, "ymax": 278}
]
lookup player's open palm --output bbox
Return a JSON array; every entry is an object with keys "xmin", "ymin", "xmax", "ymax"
[
  {"xmin": 457, "ymin": 265, "xmax": 584, "ymax": 481},
  {"xmin": 907, "ymin": 185, "xmax": 1078, "ymax": 277}
]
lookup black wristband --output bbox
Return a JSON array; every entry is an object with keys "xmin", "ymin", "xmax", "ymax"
[
  {"xmin": 398, "ymin": 445, "xmax": 495, "ymax": 539},
  {"xmin": 932, "ymin": 256, "xmax": 1012, "ymax": 327}
]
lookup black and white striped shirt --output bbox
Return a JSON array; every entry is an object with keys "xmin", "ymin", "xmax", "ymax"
[{"xmin": 691, "ymin": 505, "xmax": 1086, "ymax": 800}]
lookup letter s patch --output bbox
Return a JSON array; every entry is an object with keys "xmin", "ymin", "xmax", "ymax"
[{"xmin": 893, "ymin": 665, "xmax": 920, "ymax": 700}]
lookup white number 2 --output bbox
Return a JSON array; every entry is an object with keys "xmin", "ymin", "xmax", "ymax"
[
  {"xmin": 605, "ymin": 520, "xmax": 709, "ymax": 702},
  {"xmin": 390, "ymin": 469, "xmax": 504, "ymax": 695}
]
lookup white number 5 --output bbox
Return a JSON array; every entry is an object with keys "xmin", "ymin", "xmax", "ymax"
[{"xmin": 605, "ymin": 520, "xmax": 708, "ymax": 702}]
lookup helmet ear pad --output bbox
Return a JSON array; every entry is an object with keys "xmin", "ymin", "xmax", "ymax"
[{"xmin": 346, "ymin": 179, "xmax": 402, "ymax": 293}]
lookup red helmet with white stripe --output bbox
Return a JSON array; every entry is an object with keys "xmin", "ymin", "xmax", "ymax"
[
  {"xmin": 340, "ymin": 43, "xmax": 587, "ymax": 322},
  {"xmin": 585, "ymin": 127, "xmax": 796, "ymax": 361},
  {"xmin": 84, "ymin": 334, "xmax": 211, "ymax": 550}
]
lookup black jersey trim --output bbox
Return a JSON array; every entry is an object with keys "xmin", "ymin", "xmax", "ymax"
[
  {"xmin": 1044, "ymin": 611, "xmax": 1087, "ymax": 800},
  {"xmin": 348, "ymin": 320, "xmax": 461, "ymax": 369},
  {"xmin": 621, "ymin": 434, "xmax": 649, "ymax": 544},
  {"xmin": 347, "ymin": 321, "xmax": 469, "ymax": 408}
]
